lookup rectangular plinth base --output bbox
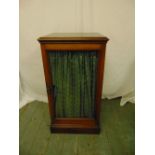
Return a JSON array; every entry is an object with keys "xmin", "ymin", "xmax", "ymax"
[
  {"xmin": 50, "ymin": 126, "xmax": 100, "ymax": 134},
  {"xmin": 50, "ymin": 118, "xmax": 100, "ymax": 134}
]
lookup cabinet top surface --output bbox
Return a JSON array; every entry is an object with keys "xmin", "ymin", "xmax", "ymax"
[{"xmin": 38, "ymin": 33, "xmax": 109, "ymax": 42}]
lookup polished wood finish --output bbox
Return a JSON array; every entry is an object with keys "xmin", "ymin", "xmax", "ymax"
[
  {"xmin": 38, "ymin": 33, "xmax": 109, "ymax": 133},
  {"xmin": 38, "ymin": 33, "xmax": 109, "ymax": 43},
  {"xmin": 44, "ymin": 43, "xmax": 102, "ymax": 50}
]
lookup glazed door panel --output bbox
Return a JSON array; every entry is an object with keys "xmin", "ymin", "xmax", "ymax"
[{"xmin": 47, "ymin": 50, "xmax": 98, "ymax": 118}]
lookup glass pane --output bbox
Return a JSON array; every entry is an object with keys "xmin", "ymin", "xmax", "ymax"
[{"xmin": 48, "ymin": 50, "xmax": 98, "ymax": 118}]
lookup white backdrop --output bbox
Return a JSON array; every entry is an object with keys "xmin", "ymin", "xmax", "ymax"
[{"xmin": 19, "ymin": 0, "xmax": 135, "ymax": 108}]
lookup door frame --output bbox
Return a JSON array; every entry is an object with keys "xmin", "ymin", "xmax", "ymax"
[{"xmin": 40, "ymin": 42, "xmax": 106, "ymax": 133}]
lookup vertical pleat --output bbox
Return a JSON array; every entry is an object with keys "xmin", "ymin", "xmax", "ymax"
[{"xmin": 48, "ymin": 50, "xmax": 98, "ymax": 118}]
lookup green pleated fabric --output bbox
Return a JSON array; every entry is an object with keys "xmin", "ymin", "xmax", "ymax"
[{"xmin": 48, "ymin": 51, "xmax": 98, "ymax": 118}]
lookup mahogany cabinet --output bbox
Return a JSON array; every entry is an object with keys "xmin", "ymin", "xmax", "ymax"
[{"xmin": 38, "ymin": 33, "xmax": 109, "ymax": 133}]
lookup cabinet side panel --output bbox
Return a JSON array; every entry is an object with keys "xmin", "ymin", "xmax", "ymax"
[
  {"xmin": 40, "ymin": 44, "xmax": 54, "ymax": 122},
  {"xmin": 95, "ymin": 44, "xmax": 106, "ymax": 125}
]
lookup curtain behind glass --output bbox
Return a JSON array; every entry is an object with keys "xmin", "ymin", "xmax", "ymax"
[{"xmin": 48, "ymin": 50, "xmax": 98, "ymax": 118}]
